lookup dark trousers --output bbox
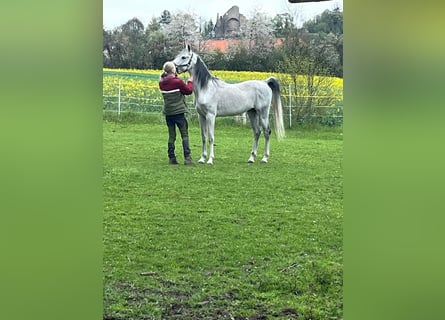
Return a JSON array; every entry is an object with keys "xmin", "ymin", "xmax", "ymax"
[{"xmin": 166, "ymin": 113, "xmax": 191, "ymax": 159}]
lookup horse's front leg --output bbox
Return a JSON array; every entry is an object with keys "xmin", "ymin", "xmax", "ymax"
[
  {"xmin": 206, "ymin": 115, "xmax": 216, "ymax": 165},
  {"xmin": 198, "ymin": 114, "xmax": 207, "ymax": 164}
]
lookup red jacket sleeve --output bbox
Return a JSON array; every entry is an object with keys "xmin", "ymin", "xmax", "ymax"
[
  {"xmin": 177, "ymin": 78, "xmax": 193, "ymax": 95},
  {"xmin": 159, "ymin": 75, "xmax": 193, "ymax": 95}
]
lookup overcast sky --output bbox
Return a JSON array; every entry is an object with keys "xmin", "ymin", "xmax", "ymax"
[{"xmin": 103, "ymin": 0, "xmax": 343, "ymax": 30}]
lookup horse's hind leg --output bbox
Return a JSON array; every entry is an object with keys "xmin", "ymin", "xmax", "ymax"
[
  {"xmin": 198, "ymin": 114, "xmax": 207, "ymax": 164},
  {"xmin": 259, "ymin": 113, "xmax": 271, "ymax": 163},
  {"xmin": 247, "ymin": 109, "xmax": 260, "ymax": 163}
]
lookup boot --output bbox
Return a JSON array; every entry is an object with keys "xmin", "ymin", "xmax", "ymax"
[
  {"xmin": 168, "ymin": 142, "xmax": 177, "ymax": 164},
  {"xmin": 184, "ymin": 156, "xmax": 194, "ymax": 165},
  {"xmin": 182, "ymin": 139, "xmax": 194, "ymax": 165}
]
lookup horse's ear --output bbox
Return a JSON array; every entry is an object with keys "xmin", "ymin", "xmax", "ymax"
[{"xmin": 187, "ymin": 44, "xmax": 191, "ymax": 52}]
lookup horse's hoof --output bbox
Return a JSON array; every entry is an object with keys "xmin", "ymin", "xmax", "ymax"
[
  {"xmin": 207, "ymin": 159, "xmax": 214, "ymax": 165},
  {"xmin": 198, "ymin": 158, "xmax": 206, "ymax": 164},
  {"xmin": 261, "ymin": 158, "xmax": 268, "ymax": 163},
  {"xmin": 247, "ymin": 159, "xmax": 254, "ymax": 163}
]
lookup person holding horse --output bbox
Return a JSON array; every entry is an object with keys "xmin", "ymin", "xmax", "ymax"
[{"xmin": 158, "ymin": 61, "xmax": 194, "ymax": 165}]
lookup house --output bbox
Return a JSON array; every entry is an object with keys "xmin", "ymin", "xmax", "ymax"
[{"xmin": 199, "ymin": 38, "xmax": 284, "ymax": 54}]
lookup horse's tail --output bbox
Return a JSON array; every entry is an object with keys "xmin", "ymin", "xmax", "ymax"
[{"xmin": 266, "ymin": 77, "xmax": 285, "ymax": 140}]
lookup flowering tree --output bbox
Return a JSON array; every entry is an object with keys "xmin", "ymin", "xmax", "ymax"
[
  {"xmin": 242, "ymin": 10, "xmax": 275, "ymax": 57},
  {"xmin": 161, "ymin": 11, "xmax": 200, "ymax": 57}
]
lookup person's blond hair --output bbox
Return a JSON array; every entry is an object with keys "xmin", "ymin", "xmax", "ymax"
[{"xmin": 162, "ymin": 61, "xmax": 176, "ymax": 75}]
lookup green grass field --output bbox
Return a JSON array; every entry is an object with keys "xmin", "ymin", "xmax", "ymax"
[{"xmin": 103, "ymin": 119, "xmax": 343, "ymax": 319}]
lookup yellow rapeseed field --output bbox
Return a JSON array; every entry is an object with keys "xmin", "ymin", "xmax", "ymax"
[{"xmin": 103, "ymin": 68, "xmax": 343, "ymax": 105}]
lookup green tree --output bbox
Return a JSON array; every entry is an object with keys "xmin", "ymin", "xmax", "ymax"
[
  {"xmin": 109, "ymin": 18, "xmax": 146, "ymax": 69},
  {"xmin": 144, "ymin": 17, "xmax": 168, "ymax": 69},
  {"xmin": 277, "ymin": 52, "xmax": 338, "ymax": 125},
  {"xmin": 103, "ymin": 27, "xmax": 129, "ymax": 68},
  {"xmin": 272, "ymin": 13, "xmax": 295, "ymax": 38},
  {"xmin": 226, "ymin": 44, "xmax": 250, "ymax": 71},
  {"xmin": 303, "ymin": 8, "xmax": 343, "ymax": 35},
  {"xmin": 276, "ymin": 9, "xmax": 342, "ymax": 77},
  {"xmin": 125, "ymin": 18, "xmax": 146, "ymax": 68},
  {"xmin": 103, "ymin": 28, "xmax": 113, "ymax": 67},
  {"xmin": 302, "ymin": 9, "xmax": 343, "ymax": 77},
  {"xmin": 201, "ymin": 19, "xmax": 215, "ymax": 39},
  {"xmin": 201, "ymin": 49, "xmax": 227, "ymax": 70}
]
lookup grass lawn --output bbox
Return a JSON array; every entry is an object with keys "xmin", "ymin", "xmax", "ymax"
[{"xmin": 103, "ymin": 119, "xmax": 343, "ymax": 319}]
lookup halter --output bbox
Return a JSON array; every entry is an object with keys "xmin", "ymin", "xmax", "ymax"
[{"xmin": 175, "ymin": 52, "xmax": 194, "ymax": 72}]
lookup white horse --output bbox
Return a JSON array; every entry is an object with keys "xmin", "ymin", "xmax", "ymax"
[{"xmin": 173, "ymin": 45, "xmax": 285, "ymax": 164}]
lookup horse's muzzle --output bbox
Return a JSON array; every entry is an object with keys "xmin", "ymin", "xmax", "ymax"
[{"xmin": 174, "ymin": 66, "xmax": 185, "ymax": 74}]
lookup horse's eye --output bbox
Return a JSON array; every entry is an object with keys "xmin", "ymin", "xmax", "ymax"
[{"xmin": 181, "ymin": 56, "xmax": 187, "ymax": 59}]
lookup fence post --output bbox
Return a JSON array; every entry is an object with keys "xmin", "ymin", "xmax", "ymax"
[
  {"xmin": 288, "ymin": 84, "xmax": 292, "ymax": 128},
  {"xmin": 118, "ymin": 79, "xmax": 121, "ymax": 115}
]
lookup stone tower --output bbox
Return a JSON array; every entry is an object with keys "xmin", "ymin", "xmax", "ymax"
[{"xmin": 214, "ymin": 6, "xmax": 246, "ymax": 39}]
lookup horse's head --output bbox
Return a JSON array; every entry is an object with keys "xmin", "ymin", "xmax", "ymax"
[{"xmin": 173, "ymin": 44, "xmax": 195, "ymax": 74}]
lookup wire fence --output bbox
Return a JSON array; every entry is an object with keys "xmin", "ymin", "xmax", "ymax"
[{"xmin": 103, "ymin": 81, "xmax": 343, "ymax": 127}]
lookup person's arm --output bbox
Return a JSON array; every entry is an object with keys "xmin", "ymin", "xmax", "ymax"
[{"xmin": 178, "ymin": 77, "xmax": 193, "ymax": 95}]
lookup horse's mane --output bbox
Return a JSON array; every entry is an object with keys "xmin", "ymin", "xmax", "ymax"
[{"xmin": 194, "ymin": 55, "xmax": 220, "ymax": 90}]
